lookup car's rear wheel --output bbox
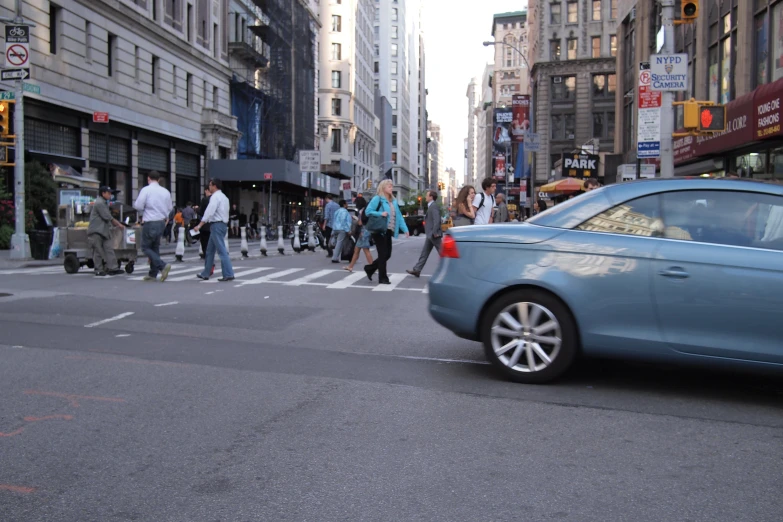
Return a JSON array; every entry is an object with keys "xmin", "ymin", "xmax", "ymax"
[{"xmin": 481, "ymin": 290, "xmax": 577, "ymax": 384}]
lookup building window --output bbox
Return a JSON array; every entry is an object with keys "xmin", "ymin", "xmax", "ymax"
[
  {"xmin": 551, "ymin": 75, "xmax": 576, "ymax": 100},
  {"xmin": 213, "ymin": 23, "xmax": 218, "ymax": 58},
  {"xmin": 391, "ymin": 61, "xmax": 398, "ymax": 74},
  {"xmin": 151, "ymin": 55, "xmax": 159, "ymax": 94},
  {"xmin": 391, "ymin": 79, "xmax": 398, "ymax": 92},
  {"xmin": 708, "ymin": 1, "xmax": 737, "ymax": 104},
  {"xmin": 186, "ymin": 73, "xmax": 192, "ymax": 107},
  {"xmin": 392, "ymin": 7, "xmax": 398, "ymax": 21},
  {"xmin": 374, "ymin": 61, "xmax": 379, "ymax": 73},
  {"xmin": 392, "ymin": 132, "xmax": 397, "ymax": 146},
  {"xmin": 49, "ymin": 4, "xmax": 60, "ymax": 54},
  {"xmin": 187, "ymin": 4, "xmax": 192, "ymax": 41},
  {"xmin": 392, "ymin": 114, "xmax": 397, "ymax": 127},
  {"xmin": 332, "ymin": 15, "xmax": 341, "ymax": 32},
  {"xmin": 591, "ymin": 36, "xmax": 601, "ymax": 58},
  {"xmin": 592, "ymin": 0, "xmax": 601, "ymax": 20},
  {"xmin": 391, "ymin": 43, "xmax": 398, "ymax": 56},
  {"xmin": 331, "ymin": 129, "xmax": 341, "ymax": 152},
  {"xmin": 551, "ymin": 2, "xmax": 561, "ymax": 24},
  {"xmin": 551, "ymin": 113, "xmax": 576, "ymax": 140},
  {"xmin": 332, "ymin": 43, "xmax": 342, "ymax": 60},
  {"xmin": 332, "ymin": 98, "xmax": 341, "ymax": 116},
  {"xmin": 754, "ymin": 1, "xmax": 783, "ymax": 87},
  {"xmin": 592, "ymin": 111, "xmax": 615, "ymax": 140},
  {"xmin": 107, "ymin": 34, "xmax": 117, "ymax": 76},
  {"xmin": 374, "ymin": 44, "xmax": 379, "ymax": 56},
  {"xmin": 550, "ymin": 39, "xmax": 561, "ymax": 61},
  {"xmin": 592, "ymin": 73, "xmax": 616, "ymax": 97},
  {"xmin": 391, "ymin": 97, "xmax": 397, "ymax": 110},
  {"xmin": 391, "ymin": 152, "xmax": 397, "ymax": 163},
  {"xmin": 567, "ymin": 38, "xmax": 577, "ymax": 60},
  {"xmin": 332, "ymin": 70, "xmax": 341, "ymax": 88},
  {"xmin": 610, "ymin": 34, "xmax": 617, "ymax": 57},
  {"xmin": 85, "ymin": 22, "xmax": 93, "ymax": 61},
  {"xmin": 391, "ymin": 25, "xmax": 398, "ymax": 38},
  {"xmin": 611, "ymin": 0, "xmax": 617, "ymax": 19},
  {"xmin": 567, "ymin": 1, "xmax": 578, "ymax": 23},
  {"xmin": 213, "ymin": 85, "xmax": 218, "ymax": 109}
]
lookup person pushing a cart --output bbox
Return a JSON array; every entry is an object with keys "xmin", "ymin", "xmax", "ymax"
[{"xmin": 88, "ymin": 186, "xmax": 125, "ymax": 277}]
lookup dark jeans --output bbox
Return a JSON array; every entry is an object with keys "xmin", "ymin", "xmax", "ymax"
[
  {"xmin": 323, "ymin": 226, "xmax": 333, "ymax": 254},
  {"xmin": 199, "ymin": 225, "xmax": 211, "ymax": 256},
  {"xmin": 141, "ymin": 220, "xmax": 167, "ymax": 277},
  {"xmin": 368, "ymin": 230, "xmax": 393, "ymax": 282}
]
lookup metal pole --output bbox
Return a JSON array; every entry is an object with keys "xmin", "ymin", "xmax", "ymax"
[
  {"xmin": 268, "ymin": 179, "xmax": 272, "ymax": 225},
  {"xmin": 659, "ymin": 0, "xmax": 675, "ymax": 178},
  {"xmin": 528, "ymin": 76, "xmax": 535, "ymax": 217},
  {"xmin": 9, "ymin": 1, "xmax": 30, "ymax": 259}
]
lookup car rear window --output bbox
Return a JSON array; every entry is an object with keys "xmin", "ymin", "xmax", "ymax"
[{"xmin": 526, "ymin": 189, "xmax": 614, "ymax": 229}]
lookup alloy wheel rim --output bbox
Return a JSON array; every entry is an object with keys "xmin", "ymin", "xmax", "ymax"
[{"xmin": 490, "ymin": 301, "xmax": 562, "ymax": 373}]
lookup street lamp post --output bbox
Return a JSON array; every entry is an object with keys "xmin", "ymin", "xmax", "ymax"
[{"xmin": 483, "ymin": 40, "xmax": 535, "ymax": 217}]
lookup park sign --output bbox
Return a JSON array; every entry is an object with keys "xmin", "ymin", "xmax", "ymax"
[
  {"xmin": 561, "ymin": 152, "xmax": 599, "ymax": 179},
  {"xmin": 650, "ymin": 54, "xmax": 688, "ymax": 91}
]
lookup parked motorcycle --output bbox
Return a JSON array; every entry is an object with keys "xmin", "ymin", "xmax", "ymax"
[{"xmin": 291, "ymin": 219, "xmax": 325, "ymax": 251}]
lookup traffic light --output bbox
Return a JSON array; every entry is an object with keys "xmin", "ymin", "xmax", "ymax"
[
  {"xmin": 698, "ymin": 105, "xmax": 725, "ymax": 133},
  {"xmin": 0, "ymin": 101, "xmax": 11, "ymax": 137},
  {"xmin": 682, "ymin": 99, "xmax": 700, "ymax": 129},
  {"xmin": 681, "ymin": 1, "xmax": 698, "ymax": 22}
]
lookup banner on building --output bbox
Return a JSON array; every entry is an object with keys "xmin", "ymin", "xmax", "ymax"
[
  {"xmin": 561, "ymin": 152, "xmax": 600, "ymax": 179},
  {"xmin": 494, "ymin": 154, "xmax": 506, "ymax": 180},
  {"xmin": 493, "ymin": 108, "xmax": 513, "ymax": 180},
  {"xmin": 511, "ymin": 95, "xmax": 531, "ymax": 143}
]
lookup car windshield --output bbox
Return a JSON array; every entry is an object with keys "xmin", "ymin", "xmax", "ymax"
[{"xmin": 526, "ymin": 188, "xmax": 613, "ymax": 229}]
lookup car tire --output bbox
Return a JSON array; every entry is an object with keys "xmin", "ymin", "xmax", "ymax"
[
  {"xmin": 414, "ymin": 228, "xmax": 420, "ymax": 236},
  {"xmin": 481, "ymin": 289, "xmax": 577, "ymax": 384}
]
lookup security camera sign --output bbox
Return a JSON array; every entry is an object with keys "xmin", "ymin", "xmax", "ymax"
[{"xmin": 650, "ymin": 54, "xmax": 688, "ymax": 91}]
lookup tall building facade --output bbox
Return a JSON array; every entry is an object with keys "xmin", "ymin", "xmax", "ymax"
[
  {"xmin": 374, "ymin": 0, "xmax": 421, "ymax": 200},
  {"xmin": 318, "ymin": 0, "xmax": 377, "ymax": 192},
  {"xmin": 465, "ymin": 77, "xmax": 479, "ymax": 187},
  {"xmin": 475, "ymin": 63, "xmax": 494, "ymax": 181},
  {"xmin": 528, "ymin": 0, "xmax": 619, "ymax": 181},
  {"xmin": 615, "ymin": 0, "xmax": 783, "ymax": 180},
  {"xmin": 1, "ymin": 0, "xmax": 240, "ymax": 206},
  {"xmin": 491, "ymin": 11, "xmax": 530, "ymax": 107},
  {"xmin": 418, "ymin": 30, "xmax": 428, "ymax": 190},
  {"xmin": 427, "ymin": 120, "xmax": 444, "ymax": 198}
]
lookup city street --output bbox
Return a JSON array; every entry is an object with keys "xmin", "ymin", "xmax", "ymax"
[{"xmin": 0, "ymin": 236, "xmax": 781, "ymax": 521}]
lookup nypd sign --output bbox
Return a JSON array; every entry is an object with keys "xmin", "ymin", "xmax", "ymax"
[
  {"xmin": 562, "ymin": 153, "xmax": 599, "ymax": 179},
  {"xmin": 650, "ymin": 54, "xmax": 688, "ymax": 91}
]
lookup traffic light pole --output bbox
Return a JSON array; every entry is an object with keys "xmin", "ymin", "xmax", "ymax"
[
  {"xmin": 9, "ymin": 3, "xmax": 30, "ymax": 259},
  {"xmin": 659, "ymin": 0, "xmax": 675, "ymax": 178}
]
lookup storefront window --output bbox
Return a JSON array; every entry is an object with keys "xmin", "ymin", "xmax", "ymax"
[
  {"xmin": 708, "ymin": 46, "xmax": 719, "ymax": 102},
  {"xmin": 767, "ymin": 148, "xmax": 783, "ymax": 180},
  {"xmin": 773, "ymin": 2, "xmax": 783, "ymax": 81}
]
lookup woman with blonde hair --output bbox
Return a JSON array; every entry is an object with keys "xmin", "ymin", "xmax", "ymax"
[
  {"xmin": 453, "ymin": 185, "xmax": 476, "ymax": 227},
  {"xmin": 363, "ymin": 179, "xmax": 409, "ymax": 285}
]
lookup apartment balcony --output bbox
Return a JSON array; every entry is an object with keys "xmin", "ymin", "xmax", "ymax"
[{"xmin": 228, "ymin": 29, "xmax": 270, "ymax": 68}]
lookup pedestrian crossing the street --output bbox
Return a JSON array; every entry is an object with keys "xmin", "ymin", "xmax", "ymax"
[{"xmin": 0, "ymin": 264, "xmax": 431, "ymax": 293}]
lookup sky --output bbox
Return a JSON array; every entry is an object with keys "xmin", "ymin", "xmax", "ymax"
[{"xmin": 422, "ymin": 0, "xmax": 527, "ymax": 183}]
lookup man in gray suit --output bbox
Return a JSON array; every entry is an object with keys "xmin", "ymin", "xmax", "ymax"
[
  {"xmin": 88, "ymin": 186, "xmax": 125, "ymax": 276},
  {"xmin": 406, "ymin": 190, "xmax": 442, "ymax": 278}
]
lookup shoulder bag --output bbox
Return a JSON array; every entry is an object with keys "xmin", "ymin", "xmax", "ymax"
[{"xmin": 366, "ymin": 199, "xmax": 388, "ymax": 233}]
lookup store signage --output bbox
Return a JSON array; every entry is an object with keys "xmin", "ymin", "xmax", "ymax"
[
  {"xmin": 650, "ymin": 54, "xmax": 688, "ymax": 91},
  {"xmin": 263, "ymin": 172, "xmax": 273, "ymax": 180},
  {"xmin": 562, "ymin": 152, "xmax": 599, "ymax": 178},
  {"xmin": 637, "ymin": 62, "xmax": 661, "ymax": 158}
]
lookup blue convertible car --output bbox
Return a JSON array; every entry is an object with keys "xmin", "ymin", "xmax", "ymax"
[{"xmin": 428, "ymin": 178, "xmax": 783, "ymax": 383}]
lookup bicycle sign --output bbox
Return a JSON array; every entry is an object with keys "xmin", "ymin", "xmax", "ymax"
[{"xmin": 5, "ymin": 25, "xmax": 30, "ymax": 73}]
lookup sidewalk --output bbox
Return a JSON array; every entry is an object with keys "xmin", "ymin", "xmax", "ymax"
[{"xmin": 0, "ymin": 237, "xmax": 304, "ymax": 269}]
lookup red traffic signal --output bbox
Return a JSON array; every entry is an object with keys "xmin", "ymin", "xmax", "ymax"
[{"xmin": 698, "ymin": 105, "xmax": 725, "ymax": 133}]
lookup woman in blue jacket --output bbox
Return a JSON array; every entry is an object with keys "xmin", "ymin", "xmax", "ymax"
[{"xmin": 363, "ymin": 179, "xmax": 409, "ymax": 285}]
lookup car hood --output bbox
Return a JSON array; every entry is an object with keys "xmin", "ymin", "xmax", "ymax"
[{"xmin": 447, "ymin": 223, "xmax": 565, "ymax": 244}]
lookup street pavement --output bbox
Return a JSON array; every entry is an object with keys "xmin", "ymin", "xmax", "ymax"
[{"xmin": 0, "ymin": 236, "xmax": 782, "ymax": 521}]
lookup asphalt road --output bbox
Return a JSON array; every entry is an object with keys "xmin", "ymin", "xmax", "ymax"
[{"xmin": 0, "ymin": 236, "xmax": 782, "ymax": 522}]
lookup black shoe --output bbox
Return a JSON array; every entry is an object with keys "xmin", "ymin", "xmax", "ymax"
[
  {"xmin": 94, "ymin": 271, "xmax": 107, "ymax": 277},
  {"xmin": 196, "ymin": 274, "xmax": 209, "ymax": 280},
  {"xmin": 364, "ymin": 265, "xmax": 374, "ymax": 281},
  {"xmin": 108, "ymin": 269, "xmax": 124, "ymax": 275},
  {"xmin": 406, "ymin": 269, "xmax": 421, "ymax": 278},
  {"xmin": 218, "ymin": 277, "xmax": 235, "ymax": 282},
  {"xmin": 379, "ymin": 279, "xmax": 391, "ymax": 285},
  {"xmin": 331, "ymin": 259, "xmax": 340, "ymax": 264}
]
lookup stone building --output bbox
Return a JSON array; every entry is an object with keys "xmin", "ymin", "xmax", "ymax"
[
  {"xmin": 528, "ymin": 0, "xmax": 619, "ymax": 182},
  {"xmin": 0, "ymin": 0, "xmax": 240, "ymax": 206},
  {"xmin": 491, "ymin": 11, "xmax": 529, "ymax": 107}
]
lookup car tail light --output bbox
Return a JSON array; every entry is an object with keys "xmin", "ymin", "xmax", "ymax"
[{"xmin": 440, "ymin": 235, "xmax": 459, "ymax": 258}]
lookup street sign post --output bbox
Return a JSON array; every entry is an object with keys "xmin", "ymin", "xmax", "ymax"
[
  {"xmin": 5, "ymin": 25, "xmax": 29, "ymax": 68},
  {"xmin": 637, "ymin": 62, "xmax": 662, "ymax": 159},
  {"xmin": 263, "ymin": 172, "xmax": 273, "ymax": 180},
  {"xmin": 299, "ymin": 150, "xmax": 320, "ymax": 172},
  {"xmin": 0, "ymin": 83, "xmax": 39, "ymax": 99},
  {"xmin": 524, "ymin": 132, "xmax": 540, "ymax": 152}
]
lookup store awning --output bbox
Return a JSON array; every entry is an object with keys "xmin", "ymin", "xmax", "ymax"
[
  {"xmin": 208, "ymin": 159, "xmax": 339, "ymax": 195},
  {"xmin": 540, "ymin": 178, "xmax": 584, "ymax": 193}
]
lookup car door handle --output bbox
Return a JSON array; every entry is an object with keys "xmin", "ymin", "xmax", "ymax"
[{"xmin": 658, "ymin": 267, "xmax": 690, "ymax": 279}]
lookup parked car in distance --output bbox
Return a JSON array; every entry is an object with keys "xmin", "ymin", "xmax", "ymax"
[
  {"xmin": 405, "ymin": 215, "xmax": 426, "ymax": 236},
  {"xmin": 428, "ymin": 178, "xmax": 783, "ymax": 384}
]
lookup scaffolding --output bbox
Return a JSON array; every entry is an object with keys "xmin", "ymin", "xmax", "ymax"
[{"xmin": 229, "ymin": 0, "xmax": 316, "ymax": 161}]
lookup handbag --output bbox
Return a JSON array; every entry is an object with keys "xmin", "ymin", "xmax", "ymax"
[{"xmin": 365, "ymin": 199, "xmax": 388, "ymax": 233}]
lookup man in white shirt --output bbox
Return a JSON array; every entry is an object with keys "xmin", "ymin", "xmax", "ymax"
[
  {"xmin": 193, "ymin": 178, "xmax": 235, "ymax": 281},
  {"xmin": 472, "ymin": 177, "xmax": 497, "ymax": 226},
  {"xmin": 133, "ymin": 170, "xmax": 173, "ymax": 282}
]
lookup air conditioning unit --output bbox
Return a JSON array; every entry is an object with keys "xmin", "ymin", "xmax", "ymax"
[{"xmin": 553, "ymin": 76, "xmax": 562, "ymax": 84}]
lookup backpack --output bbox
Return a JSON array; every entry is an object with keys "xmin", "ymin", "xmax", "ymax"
[
  {"xmin": 477, "ymin": 193, "xmax": 485, "ymax": 211},
  {"xmin": 360, "ymin": 207, "xmax": 369, "ymax": 225}
]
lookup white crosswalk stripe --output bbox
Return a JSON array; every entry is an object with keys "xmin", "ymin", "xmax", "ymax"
[
  {"xmin": 326, "ymin": 271, "xmax": 367, "ymax": 289},
  {"xmin": 283, "ymin": 269, "xmax": 339, "ymax": 286},
  {"xmin": 201, "ymin": 267, "xmax": 272, "ymax": 283},
  {"xmin": 373, "ymin": 272, "xmax": 407, "ymax": 292},
  {"xmin": 239, "ymin": 268, "xmax": 304, "ymax": 286}
]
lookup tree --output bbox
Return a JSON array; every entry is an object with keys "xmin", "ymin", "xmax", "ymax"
[{"xmin": 24, "ymin": 161, "xmax": 58, "ymax": 229}]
